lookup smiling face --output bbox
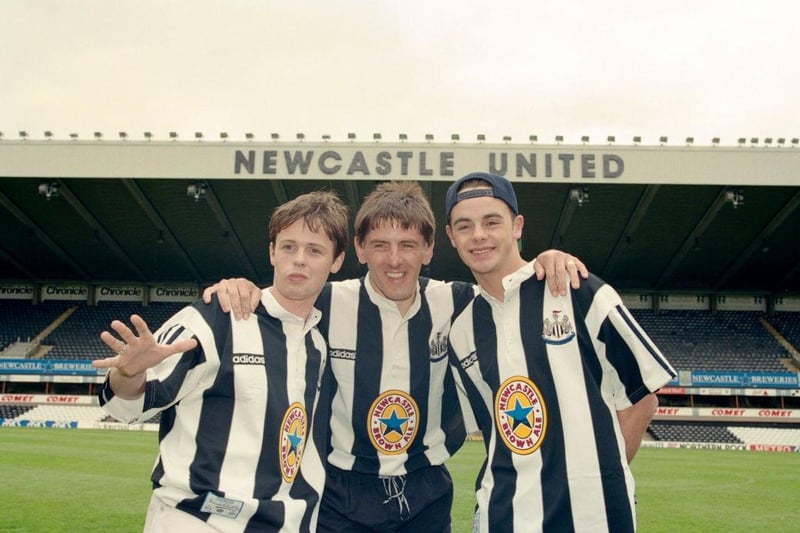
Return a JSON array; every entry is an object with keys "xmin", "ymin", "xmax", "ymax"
[
  {"xmin": 355, "ymin": 220, "xmax": 433, "ymax": 316},
  {"xmin": 269, "ymin": 218, "xmax": 344, "ymax": 318},
  {"xmin": 446, "ymin": 183, "xmax": 525, "ymax": 291}
]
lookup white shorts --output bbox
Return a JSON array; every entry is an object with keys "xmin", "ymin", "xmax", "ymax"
[{"xmin": 143, "ymin": 494, "xmax": 218, "ymax": 533}]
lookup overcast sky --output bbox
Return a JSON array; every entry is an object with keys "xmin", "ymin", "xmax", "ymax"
[{"xmin": 2, "ymin": 1, "xmax": 798, "ymax": 146}]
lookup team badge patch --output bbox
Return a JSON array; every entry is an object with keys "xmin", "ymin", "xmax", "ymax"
[
  {"xmin": 279, "ymin": 402, "xmax": 307, "ymax": 482},
  {"xmin": 495, "ymin": 376, "xmax": 547, "ymax": 455},
  {"xmin": 542, "ymin": 309, "xmax": 576, "ymax": 345},
  {"xmin": 368, "ymin": 390, "xmax": 419, "ymax": 454}
]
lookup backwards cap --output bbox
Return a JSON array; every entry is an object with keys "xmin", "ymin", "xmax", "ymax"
[{"xmin": 445, "ymin": 172, "xmax": 519, "ymax": 222}]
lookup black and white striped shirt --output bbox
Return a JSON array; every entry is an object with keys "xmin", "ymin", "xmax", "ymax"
[
  {"xmin": 315, "ymin": 275, "xmax": 477, "ymax": 476},
  {"xmin": 448, "ymin": 262, "xmax": 676, "ymax": 533},
  {"xmin": 99, "ymin": 290, "xmax": 328, "ymax": 533}
]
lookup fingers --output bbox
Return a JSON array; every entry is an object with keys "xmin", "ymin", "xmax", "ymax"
[
  {"xmin": 228, "ymin": 278, "xmax": 260, "ymax": 320},
  {"xmin": 201, "ymin": 283, "xmax": 218, "ymax": 304},
  {"xmin": 91, "ymin": 355, "xmax": 119, "ymax": 369},
  {"xmin": 566, "ymin": 257, "xmax": 589, "ymax": 289},
  {"xmin": 129, "ymin": 314, "xmax": 153, "ymax": 340},
  {"xmin": 171, "ymin": 337, "xmax": 198, "ymax": 355},
  {"xmin": 535, "ymin": 249, "xmax": 588, "ymax": 296}
]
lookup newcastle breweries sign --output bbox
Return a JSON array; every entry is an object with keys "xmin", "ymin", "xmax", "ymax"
[{"xmin": 3, "ymin": 140, "xmax": 798, "ymax": 186}]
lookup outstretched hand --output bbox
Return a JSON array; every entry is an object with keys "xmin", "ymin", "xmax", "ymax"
[
  {"xmin": 92, "ymin": 314, "xmax": 197, "ymax": 393},
  {"xmin": 202, "ymin": 278, "xmax": 261, "ymax": 320},
  {"xmin": 534, "ymin": 249, "xmax": 589, "ymax": 296}
]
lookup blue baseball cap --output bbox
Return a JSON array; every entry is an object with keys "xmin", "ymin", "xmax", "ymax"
[{"xmin": 445, "ymin": 172, "xmax": 519, "ymax": 222}]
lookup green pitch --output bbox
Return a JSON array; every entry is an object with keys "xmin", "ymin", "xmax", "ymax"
[{"xmin": 1, "ymin": 428, "xmax": 798, "ymax": 532}]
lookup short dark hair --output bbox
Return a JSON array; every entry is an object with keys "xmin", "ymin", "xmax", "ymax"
[
  {"xmin": 269, "ymin": 190, "xmax": 349, "ymax": 258},
  {"xmin": 354, "ymin": 181, "xmax": 435, "ymax": 246}
]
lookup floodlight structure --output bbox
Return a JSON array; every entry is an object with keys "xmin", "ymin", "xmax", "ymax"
[
  {"xmin": 399, "ymin": 133, "xmax": 408, "ymax": 142},
  {"xmin": 503, "ymin": 135, "xmax": 512, "ymax": 143},
  {"xmin": 633, "ymin": 136, "xmax": 642, "ymax": 144},
  {"xmin": 296, "ymin": 133, "xmax": 305, "ymax": 140},
  {"xmin": 220, "ymin": 132, "xmax": 229, "ymax": 141},
  {"xmin": 94, "ymin": 131, "xmax": 103, "ymax": 140},
  {"xmin": 245, "ymin": 132, "xmax": 254, "ymax": 140},
  {"xmin": 476, "ymin": 134, "xmax": 486, "ymax": 142},
  {"xmin": 555, "ymin": 135, "xmax": 564, "ymax": 143},
  {"xmin": 144, "ymin": 131, "xmax": 153, "ymax": 140},
  {"xmin": 194, "ymin": 132, "xmax": 204, "ymax": 140},
  {"xmin": 425, "ymin": 134, "xmax": 434, "ymax": 142},
  {"xmin": 38, "ymin": 181, "xmax": 60, "ymax": 200},
  {"xmin": 44, "ymin": 131, "xmax": 54, "ymax": 140},
  {"xmin": 373, "ymin": 133, "xmax": 382, "ymax": 141},
  {"xmin": 451, "ymin": 134, "xmax": 460, "ymax": 142},
  {"xmin": 69, "ymin": 133, "xmax": 79, "ymax": 140},
  {"xmin": 724, "ymin": 188, "xmax": 744, "ymax": 209},
  {"xmin": 186, "ymin": 183, "xmax": 207, "ymax": 202},
  {"xmin": 569, "ymin": 187, "xmax": 589, "ymax": 207},
  {"xmin": 581, "ymin": 135, "xmax": 589, "ymax": 144},
  {"xmin": 119, "ymin": 131, "xmax": 128, "ymax": 140},
  {"xmin": 270, "ymin": 133, "xmax": 280, "ymax": 140},
  {"xmin": 347, "ymin": 132, "xmax": 356, "ymax": 141},
  {"xmin": 529, "ymin": 135, "xmax": 538, "ymax": 143},
  {"xmin": 169, "ymin": 131, "xmax": 178, "ymax": 140}
]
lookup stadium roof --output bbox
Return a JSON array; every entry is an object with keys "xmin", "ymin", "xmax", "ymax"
[{"xmin": 1, "ymin": 137, "xmax": 799, "ymax": 297}]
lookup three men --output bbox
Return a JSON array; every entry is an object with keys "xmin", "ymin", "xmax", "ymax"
[{"xmin": 207, "ymin": 181, "xmax": 586, "ymax": 532}]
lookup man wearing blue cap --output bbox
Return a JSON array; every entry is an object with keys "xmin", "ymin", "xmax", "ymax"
[{"xmin": 445, "ymin": 172, "xmax": 676, "ymax": 532}]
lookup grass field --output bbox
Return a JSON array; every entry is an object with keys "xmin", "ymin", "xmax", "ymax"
[{"xmin": 1, "ymin": 428, "xmax": 799, "ymax": 532}]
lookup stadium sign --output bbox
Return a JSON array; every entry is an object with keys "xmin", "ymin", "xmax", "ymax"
[
  {"xmin": 2, "ymin": 140, "xmax": 799, "ymax": 186},
  {"xmin": 149, "ymin": 285, "xmax": 199, "ymax": 302},
  {"xmin": 0, "ymin": 359, "xmax": 98, "ymax": 376},
  {"xmin": 96, "ymin": 285, "xmax": 144, "ymax": 302},
  {"xmin": 40, "ymin": 284, "xmax": 88, "ymax": 301},
  {"xmin": 0, "ymin": 283, "xmax": 34, "ymax": 300}
]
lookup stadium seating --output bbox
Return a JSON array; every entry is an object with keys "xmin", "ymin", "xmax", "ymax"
[
  {"xmin": 0, "ymin": 301, "xmax": 74, "ymax": 352},
  {"xmin": 768, "ymin": 312, "xmax": 800, "ymax": 350},
  {"xmin": 649, "ymin": 421, "xmax": 800, "ymax": 446},
  {"xmin": 0, "ymin": 404, "xmax": 36, "ymax": 420},
  {"xmin": 1, "ymin": 404, "xmax": 160, "ymax": 427},
  {"xmin": 649, "ymin": 422, "xmax": 742, "ymax": 444},
  {"xmin": 631, "ymin": 310, "xmax": 791, "ymax": 372},
  {"xmin": 41, "ymin": 301, "xmax": 185, "ymax": 360}
]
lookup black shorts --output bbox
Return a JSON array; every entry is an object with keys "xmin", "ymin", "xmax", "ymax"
[{"xmin": 318, "ymin": 464, "xmax": 454, "ymax": 533}]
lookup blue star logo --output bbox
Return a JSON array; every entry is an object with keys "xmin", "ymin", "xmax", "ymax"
[
  {"xmin": 505, "ymin": 398, "xmax": 533, "ymax": 431},
  {"xmin": 379, "ymin": 408, "xmax": 408, "ymax": 437},
  {"xmin": 286, "ymin": 427, "xmax": 303, "ymax": 456}
]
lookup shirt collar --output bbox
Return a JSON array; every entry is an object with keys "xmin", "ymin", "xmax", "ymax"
[
  {"xmin": 479, "ymin": 260, "xmax": 537, "ymax": 302},
  {"xmin": 261, "ymin": 288, "xmax": 322, "ymax": 329}
]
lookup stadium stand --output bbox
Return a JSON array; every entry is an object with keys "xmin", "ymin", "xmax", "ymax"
[
  {"xmin": 769, "ymin": 312, "xmax": 800, "ymax": 350},
  {"xmin": 41, "ymin": 301, "xmax": 185, "ymax": 359},
  {"xmin": 0, "ymin": 404, "xmax": 36, "ymax": 420},
  {"xmin": 0, "ymin": 301, "xmax": 74, "ymax": 352},
  {"xmin": 631, "ymin": 310, "xmax": 791, "ymax": 372},
  {"xmin": 649, "ymin": 421, "xmax": 800, "ymax": 446}
]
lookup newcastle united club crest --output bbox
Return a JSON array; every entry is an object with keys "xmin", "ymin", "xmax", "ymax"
[{"xmin": 542, "ymin": 309, "xmax": 575, "ymax": 345}]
